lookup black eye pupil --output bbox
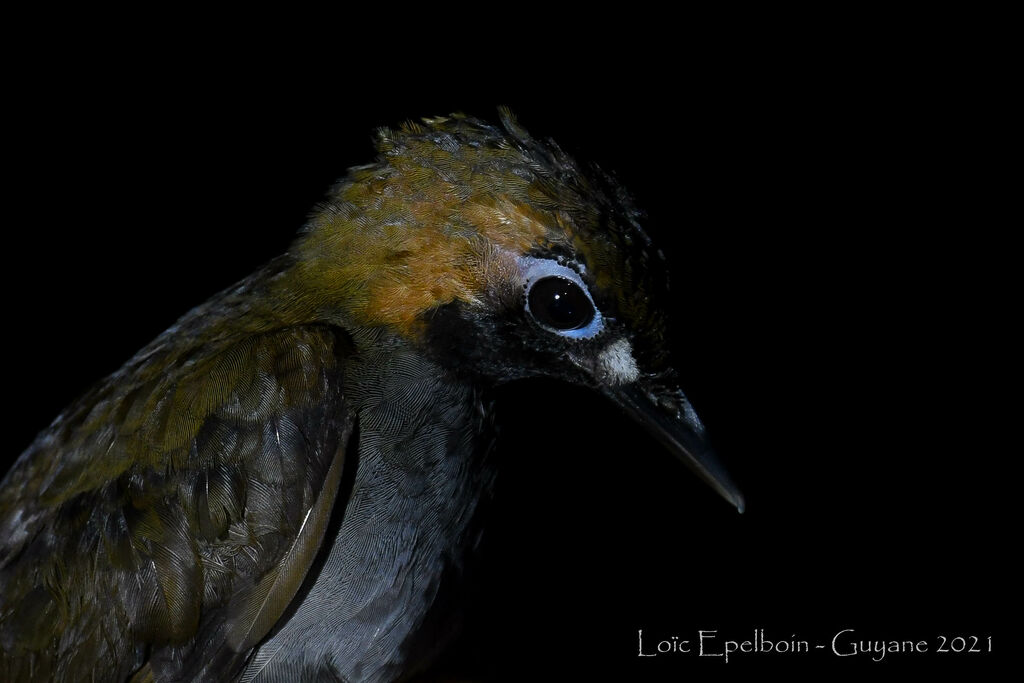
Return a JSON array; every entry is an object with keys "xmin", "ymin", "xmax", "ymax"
[{"xmin": 528, "ymin": 276, "xmax": 595, "ymax": 331}]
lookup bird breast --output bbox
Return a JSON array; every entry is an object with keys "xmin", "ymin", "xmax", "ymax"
[{"xmin": 240, "ymin": 340, "xmax": 497, "ymax": 682}]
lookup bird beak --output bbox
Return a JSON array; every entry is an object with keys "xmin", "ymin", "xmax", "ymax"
[{"xmin": 605, "ymin": 382, "xmax": 745, "ymax": 513}]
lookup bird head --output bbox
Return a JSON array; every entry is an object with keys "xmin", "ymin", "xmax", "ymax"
[{"xmin": 288, "ymin": 109, "xmax": 744, "ymax": 511}]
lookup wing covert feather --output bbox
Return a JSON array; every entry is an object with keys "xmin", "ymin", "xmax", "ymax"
[
  {"xmin": 0, "ymin": 323, "xmax": 355, "ymax": 682},
  {"xmin": 226, "ymin": 433, "xmax": 346, "ymax": 653}
]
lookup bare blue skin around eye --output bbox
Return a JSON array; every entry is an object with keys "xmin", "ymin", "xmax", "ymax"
[{"xmin": 517, "ymin": 256, "xmax": 604, "ymax": 339}]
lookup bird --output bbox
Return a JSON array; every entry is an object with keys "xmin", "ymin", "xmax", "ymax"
[{"xmin": 0, "ymin": 108, "xmax": 743, "ymax": 682}]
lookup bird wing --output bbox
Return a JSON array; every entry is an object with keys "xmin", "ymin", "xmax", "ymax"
[{"xmin": 0, "ymin": 323, "xmax": 356, "ymax": 682}]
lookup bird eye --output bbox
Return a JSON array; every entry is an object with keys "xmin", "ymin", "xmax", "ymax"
[
  {"xmin": 519, "ymin": 257, "xmax": 604, "ymax": 339},
  {"xmin": 527, "ymin": 277, "xmax": 595, "ymax": 331}
]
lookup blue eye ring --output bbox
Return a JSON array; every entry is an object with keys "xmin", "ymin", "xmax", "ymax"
[{"xmin": 519, "ymin": 257, "xmax": 604, "ymax": 339}]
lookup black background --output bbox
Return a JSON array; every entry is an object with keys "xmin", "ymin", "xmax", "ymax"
[{"xmin": 2, "ymin": 21, "xmax": 1011, "ymax": 680}]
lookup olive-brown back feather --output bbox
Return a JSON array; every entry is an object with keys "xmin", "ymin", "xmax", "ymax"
[{"xmin": 0, "ymin": 318, "xmax": 355, "ymax": 681}]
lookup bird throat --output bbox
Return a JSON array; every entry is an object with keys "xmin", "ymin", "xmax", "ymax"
[{"xmin": 240, "ymin": 333, "xmax": 497, "ymax": 682}]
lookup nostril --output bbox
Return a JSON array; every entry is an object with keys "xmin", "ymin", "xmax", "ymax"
[{"xmin": 658, "ymin": 394, "xmax": 678, "ymax": 416}]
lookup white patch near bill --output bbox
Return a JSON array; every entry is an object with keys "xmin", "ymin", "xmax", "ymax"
[{"xmin": 597, "ymin": 338, "xmax": 641, "ymax": 385}]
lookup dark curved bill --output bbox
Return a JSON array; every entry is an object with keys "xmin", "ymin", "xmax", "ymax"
[{"xmin": 605, "ymin": 383, "xmax": 745, "ymax": 513}]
